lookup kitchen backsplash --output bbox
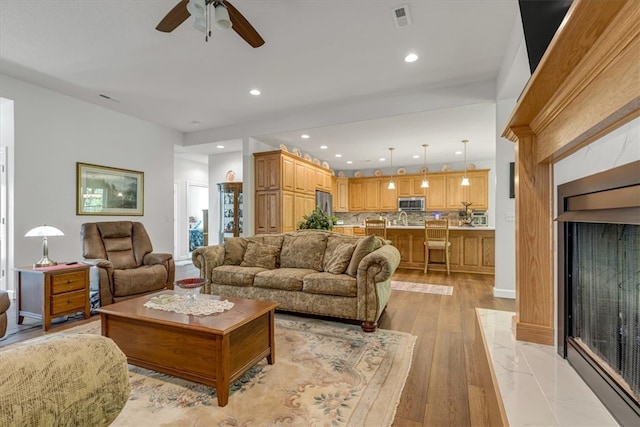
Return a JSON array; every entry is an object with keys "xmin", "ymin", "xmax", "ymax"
[{"xmin": 334, "ymin": 211, "xmax": 482, "ymax": 226}]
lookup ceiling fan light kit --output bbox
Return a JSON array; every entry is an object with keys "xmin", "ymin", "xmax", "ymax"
[{"xmin": 156, "ymin": 0, "xmax": 265, "ymax": 47}]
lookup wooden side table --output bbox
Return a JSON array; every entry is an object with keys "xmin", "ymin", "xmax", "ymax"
[{"xmin": 15, "ymin": 264, "xmax": 91, "ymax": 331}]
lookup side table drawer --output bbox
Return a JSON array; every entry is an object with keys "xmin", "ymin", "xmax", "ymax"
[
  {"xmin": 51, "ymin": 290, "xmax": 86, "ymax": 315},
  {"xmin": 51, "ymin": 271, "xmax": 86, "ymax": 294}
]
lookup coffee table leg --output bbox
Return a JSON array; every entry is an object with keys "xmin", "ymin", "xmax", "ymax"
[
  {"xmin": 267, "ymin": 309, "xmax": 276, "ymax": 364},
  {"xmin": 217, "ymin": 335, "xmax": 231, "ymax": 406}
]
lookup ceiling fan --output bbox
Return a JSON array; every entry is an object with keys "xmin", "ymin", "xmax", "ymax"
[{"xmin": 156, "ymin": 0, "xmax": 265, "ymax": 48}]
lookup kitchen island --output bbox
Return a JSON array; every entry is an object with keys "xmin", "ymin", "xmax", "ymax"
[{"xmin": 333, "ymin": 225, "xmax": 495, "ymax": 274}]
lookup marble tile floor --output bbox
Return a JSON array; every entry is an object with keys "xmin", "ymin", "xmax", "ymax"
[{"xmin": 477, "ymin": 308, "xmax": 619, "ymax": 426}]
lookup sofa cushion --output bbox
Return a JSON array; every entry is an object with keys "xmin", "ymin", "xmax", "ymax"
[
  {"xmin": 302, "ymin": 272, "xmax": 357, "ymax": 297},
  {"xmin": 322, "ymin": 234, "xmax": 360, "ymax": 271},
  {"xmin": 112, "ymin": 265, "xmax": 167, "ymax": 297},
  {"xmin": 250, "ymin": 235, "xmax": 285, "ymax": 251},
  {"xmin": 324, "ymin": 243, "xmax": 356, "ymax": 274},
  {"xmin": 223, "ymin": 237, "xmax": 248, "ymax": 265},
  {"xmin": 345, "ymin": 235, "xmax": 376, "ymax": 277},
  {"xmin": 280, "ymin": 232, "xmax": 328, "ymax": 271},
  {"xmin": 240, "ymin": 241, "xmax": 280, "ymax": 269},
  {"xmin": 211, "ymin": 265, "xmax": 267, "ymax": 287},
  {"xmin": 254, "ymin": 268, "xmax": 317, "ymax": 291}
]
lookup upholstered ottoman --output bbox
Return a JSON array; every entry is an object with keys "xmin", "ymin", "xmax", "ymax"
[{"xmin": 0, "ymin": 290, "xmax": 9, "ymax": 338}]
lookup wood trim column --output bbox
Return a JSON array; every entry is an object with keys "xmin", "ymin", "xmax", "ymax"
[{"xmin": 512, "ymin": 126, "xmax": 554, "ymax": 345}]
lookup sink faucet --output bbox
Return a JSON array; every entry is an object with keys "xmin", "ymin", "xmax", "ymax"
[{"xmin": 398, "ymin": 210, "xmax": 408, "ymax": 226}]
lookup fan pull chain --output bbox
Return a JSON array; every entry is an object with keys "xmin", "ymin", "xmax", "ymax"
[{"xmin": 205, "ymin": 2, "xmax": 212, "ymax": 42}]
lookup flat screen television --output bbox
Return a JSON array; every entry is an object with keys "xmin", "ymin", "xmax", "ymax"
[{"xmin": 518, "ymin": 0, "xmax": 573, "ymax": 74}]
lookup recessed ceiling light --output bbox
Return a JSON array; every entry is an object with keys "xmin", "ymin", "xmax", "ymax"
[
  {"xmin": 216, "ymin": 145, "xmax": 224, "ymax": 149},
  {"xmin": 191, "ymin": 120, "xmax": 200, "ymax": 125},
  {"xmin": 320, "ymin": 145, "xmax": 328, "ymax": 149},
  {"xmin": 379, "ymin": 157, "xmax": 386, "ymax": 162},
  {"xmin": 404, "ymin": 53, "xmax": 418, "ymax": 63},
  {"xmin": 455, "ymin": 150, "xmax": 463, "ymax": 155},
  {"xmin": 346, "ymin": 160, "xmax": 353, "ymax": 164},
  {"xmin": 412, "ymin": 154, "xmax": 419, "ymax": 159},
  {"xmin": 335, "ymin": 154, "xmax": 342, "ymax": 158},
  {"xmin": 301, "ymin": 134, "xmax": 310, "ymax": 139},
  {"xmin": 249, "ymin": 89, "xmax": 261, "ymax": 96}
]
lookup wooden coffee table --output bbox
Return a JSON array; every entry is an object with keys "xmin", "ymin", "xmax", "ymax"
[{"xmin": 96, "ymin": 291, "xmax": 277, "ymax": 406}]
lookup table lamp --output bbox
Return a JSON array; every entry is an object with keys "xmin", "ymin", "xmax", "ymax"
[{"xmin": 25, "ymin": 225, "xmax": 64, "ymax": 267}]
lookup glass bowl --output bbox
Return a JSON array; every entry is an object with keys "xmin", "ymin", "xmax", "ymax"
[{"xmin": 174, "ymin": 278, "xmax": 207, "ymax": 299}]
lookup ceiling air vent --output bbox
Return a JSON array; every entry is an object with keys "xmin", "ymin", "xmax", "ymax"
[{"xmin": 392, "ymin": 5, "xmax": 411, "ymax": 28}]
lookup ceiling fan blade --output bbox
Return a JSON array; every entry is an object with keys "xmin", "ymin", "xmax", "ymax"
[
  {"xmin": 156, "ymin": 0, "xmax": 191, "ymax": 33},
  {"xmin": 223, "ymin": 0, "xmax": 265, "ymax": 48}
]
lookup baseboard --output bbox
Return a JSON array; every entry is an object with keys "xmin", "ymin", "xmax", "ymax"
[{"xmin": 493, "ymin": 288, "xmax": 515, "ymax": 299}]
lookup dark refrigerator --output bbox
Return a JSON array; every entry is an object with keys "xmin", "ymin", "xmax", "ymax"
[{"xmin": 315, "ymin": 190, "xmax": 333, "ymax": 216}]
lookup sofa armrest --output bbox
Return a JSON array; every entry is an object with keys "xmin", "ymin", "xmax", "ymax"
[
  {"xmin": 82, "ymin": 258, "xmax": 113, "ymax": 270},
  {"xmin": 355, "ymin": 244, "xmax": 401, "ymax": 324},
  {"xmin": 357, "ymin": 244, "xmax": 401, "ymax": 282},
  {"xmin": 192, "ymin": 245, "xmax": 225, "ymax": 281}
]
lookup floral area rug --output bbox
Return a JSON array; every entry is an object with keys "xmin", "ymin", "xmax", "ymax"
[
  {"xmin": 391, "ymin": 280, "xmax": 454, "ymax": 296},
  {"xmin": 55, "ymin": 314, "xmax": 416, "ymax": 426}
]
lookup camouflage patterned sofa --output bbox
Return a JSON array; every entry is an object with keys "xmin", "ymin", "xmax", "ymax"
[{"xmin": 192, "ymin": 229, "xmax": 400, "ymax": 331}]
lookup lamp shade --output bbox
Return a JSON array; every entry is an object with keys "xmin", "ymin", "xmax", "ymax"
[
  {"xmin": 215, "ymin": 3, "xmax": 232, "ymax": 29},
  {"xmin": 25, "ymin": 225, "xmax": 64, "ymax": 237},
  {"xmin": 25, "ymin": 225, "xmax": 64, "ymax": 267}
]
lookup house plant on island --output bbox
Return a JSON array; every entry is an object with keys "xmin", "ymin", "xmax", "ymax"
[{"xmin": 297, "ymin": 206, "xmax": 338, "ymax": 230}]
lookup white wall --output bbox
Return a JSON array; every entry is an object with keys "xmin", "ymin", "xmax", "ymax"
[
  {"xmin": 208, "ymin": 151, "xmax": 243, "ymax": 244},
  {"xmin": 174, "ymin": 157, "xmax": 208, "ymax": 260},
  {"xmin": 493, "ymin": 98, "xmax": 517, "ymax": 299},
  {"xmin": 0, "ymin": 74, "xmax": 182, "ymax": 284}
]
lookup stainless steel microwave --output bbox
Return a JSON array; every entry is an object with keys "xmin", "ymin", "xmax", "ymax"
[{"xmin": 398, "ymin": 197, "xmax": 425, "ymax": 212}]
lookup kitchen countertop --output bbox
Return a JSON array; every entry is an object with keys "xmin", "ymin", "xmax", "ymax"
[{"xmin": 333, "ymin": 224, "xmax": 495, "ymax": 231}]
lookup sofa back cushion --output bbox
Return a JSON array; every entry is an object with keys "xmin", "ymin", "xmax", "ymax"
[
  {"xmin": 280, "ymin": 232, "xmax": 328, "ymax": 271},
  {"xmin": 240, "ymin": 241, "xmax": 280, "ymax": 269},
  {"xmin": 223, "ymin": 237, "xmax": 248, "ymax": 265},
  {"xmin": 322, "ymin": 234, "xmax": 360, "ymax": 271},
  {"xmin": 324, "ymin": 243, "xmax": 356, "ymax": 274},
  {"xmin": 345, "ymin": 235, "xmax": 376, "ymax": 277}
]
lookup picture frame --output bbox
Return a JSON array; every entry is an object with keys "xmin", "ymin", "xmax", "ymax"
[
  {"xmin": 76, "ymin": 162, "xmax": 144, "ymax": 216},
  {"xmin": 509, "ymin": 162, "xmax": 515, "ymax": 199}
]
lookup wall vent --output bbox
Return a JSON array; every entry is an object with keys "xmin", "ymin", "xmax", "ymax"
[{"xmin": 392, "ymin": 5, "xmax": 411, "ymax": 28}]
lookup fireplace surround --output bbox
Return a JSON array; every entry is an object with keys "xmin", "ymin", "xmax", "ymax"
[{"xmin": 557, "ymin": 160, "xmax": 640, "ymax": 426}]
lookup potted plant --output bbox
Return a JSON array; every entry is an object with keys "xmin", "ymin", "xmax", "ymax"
[{"xmin": 297, "ymin": 206, "xmax": 338, "ymax": 230}]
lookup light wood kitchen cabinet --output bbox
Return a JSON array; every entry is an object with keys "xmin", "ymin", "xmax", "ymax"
[
  {"xmin": 386, "ymin": 227, "xmax": 494, "ymax": 274},
  {"xmin": 397, "ymin": 176, "xmax": 427, "ymax": 197},
  {"xmin": 334, "ymin": 178, "xmax": 349, "ymax": 212},
  {"xmin": 255, "ymin": 191, "xmax": 280, "ymax": 234},
  {"xmin": 254, "ymin": 150, "xmax": 333, "ymax": 233},
  {"xmin": 281, "ymin": 191, "xmax": 295, "ymax": 232},
  {"xmin": 379, "ymin": 178, "xmax": 397, "ymax": 210},
  {"xmin": 255, "ymin": 153, "xmax": 280, "ymax": 191},
  {"xmin": 332, "ymin": 226, "xmax": 354, "ymax": 236},
  {"xmin": 364, "ymin": 179, "xmax": 380, "ymax": 210},
  {"xmin": 294, "ymin": 192, "xmax": 315, "ymax": 229},
  {"xmin": 444, "ymin": 171, "xmax": 489, "ymax": 210},
  {"xmin": 281, "ymin": 156, "xmax": 295, "ymax": 191},
  {"xmin": 316, "ymin": 169, "xmax": 331, "ymax": 192},
  {"xmin": 425, "ymin": 175, "xmax": 446, "ymax": 210},
  {"xmin": 348, "ymin": 180, "xmax": 365, "ymax": 211}
]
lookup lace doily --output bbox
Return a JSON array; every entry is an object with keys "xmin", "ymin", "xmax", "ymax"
[{"xmin": 144, "ymin": 294, "xmax": 234, "ymax": 316}]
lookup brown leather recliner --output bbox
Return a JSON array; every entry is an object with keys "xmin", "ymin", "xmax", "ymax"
[{"xmin": 81, "ymin": 221, "xmax": 175, "ymax": 305}]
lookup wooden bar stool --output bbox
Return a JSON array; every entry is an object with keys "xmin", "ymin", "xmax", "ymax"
[
  {"xmin": 424, "ymin": 219, "xmax": 451, "ymax": 275},
  {"xmin": 365, "ymin": 218, "xmax": 387, "ymax": 239}
]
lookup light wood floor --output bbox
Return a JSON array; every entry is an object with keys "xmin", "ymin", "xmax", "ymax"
[{"xmin": 0, "ymin": 265, "xmax": 514, "ymax": 426}]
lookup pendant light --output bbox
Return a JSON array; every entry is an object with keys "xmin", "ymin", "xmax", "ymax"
[
  {"xmin": 388, "ymin": 147, "xmax": 396, "ymax": 190},
  {"xmin": 420, "ymin": 144, "xmax": 429, "ymax": 188},
  {"xmin": 461, "ymin": 139, "xmax": 470, "ymax": 186}
]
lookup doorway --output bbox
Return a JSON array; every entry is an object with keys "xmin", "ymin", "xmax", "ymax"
[{"xmin": 187, "ymin": 182, "xmax": 208, "ymax": 254}]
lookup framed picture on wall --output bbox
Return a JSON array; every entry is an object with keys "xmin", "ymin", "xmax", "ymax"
[
  {"xmin": 509, "ymin": 162, "xmax": 515, "ymax": 199},
  {"xmin": 76, "ymin": 162, "xmax": 144, "ymax": 215}
]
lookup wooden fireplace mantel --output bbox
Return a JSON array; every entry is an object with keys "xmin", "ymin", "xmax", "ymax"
[{"xmin": 502, "ymin": 0, "xmax": 639, "ymax": 345}]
